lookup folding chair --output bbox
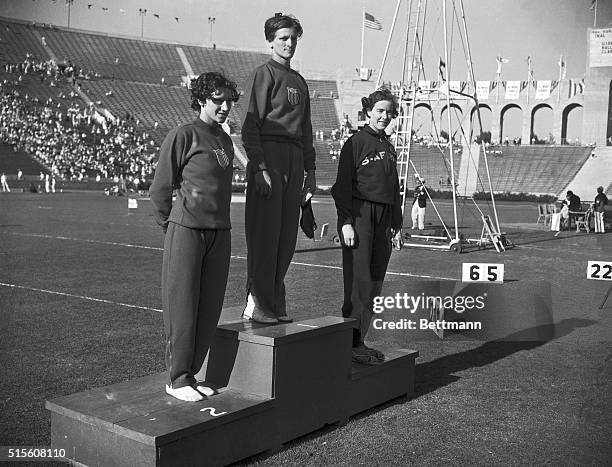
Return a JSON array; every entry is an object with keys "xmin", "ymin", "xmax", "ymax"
[
  {"xmin": 545, "ymin": 204, "xmax": 557, "ymax": 226},
  {"xmin": 575, "ymin": 208, "xmax": 591, "ymax": 233},
  {"xmin": 536, "ymin": 204, "xmax": 548, "ymax": 225}
]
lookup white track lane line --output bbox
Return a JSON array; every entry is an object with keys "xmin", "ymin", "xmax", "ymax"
[
  {"xmin": 10, "ymin": 232, "xmax": 164, "ymax": 251},
  {"xmin": 8, "ymin": 232, "xmax": 456, "ymax": 280},
  {"xmin": 0, "ymin": 282, "xmax": 162, "ymax": 313}
]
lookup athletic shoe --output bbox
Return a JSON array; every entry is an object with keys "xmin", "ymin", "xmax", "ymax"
[
  {"xmin": 241, "ymin": 292, "xmax": 278, "ymax": 324},
  {"xmin": 361, "ymin": 344, "xmax": 385, "ymax": 361},
  {"xmin": 249, "ymin": 308, "xmax": 278, "ymax": 324},
  {"xmin": 351, "ymin": 347, "xmax": 383, "ymax": 365},
  {"xmin": 277, "ymin": 315, "xmax": 293, "ymax": 323}
]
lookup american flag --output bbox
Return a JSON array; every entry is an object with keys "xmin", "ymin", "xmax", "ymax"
[{"xmin": 364, "ymin": 12, "xmax": 382, "ymax": 30}]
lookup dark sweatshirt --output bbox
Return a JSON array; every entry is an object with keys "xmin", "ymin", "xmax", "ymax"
[
  {"xmin": 594, "ymin": 192, "xmax": 608, "ymax": 213},
  {"xmin": 149, "ymin": 118, "xmax": 234, "ymax": 231},
  {"xmin": 331, "ymin": 125, "xmax": 402, "ymax": 230},
  {"xmin": 241, "ymin": 59, "xmax": 316, "ymax": 172}
]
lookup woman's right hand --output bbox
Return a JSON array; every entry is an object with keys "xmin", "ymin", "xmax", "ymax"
[
  {"xmin": 255, "ymin": 169, "xmax": 272, "ymax": 198},
  {"xmin": 342, "ymin": 224, "xmax": 356, "ymax": 247}
]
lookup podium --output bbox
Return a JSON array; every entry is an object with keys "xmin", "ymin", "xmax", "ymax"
[{"xmin": 47, "ymin": 316, "xmax": 418, "ymax": 466}]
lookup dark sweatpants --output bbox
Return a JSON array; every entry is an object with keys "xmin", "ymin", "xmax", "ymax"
[
  {"xmin": 245, "ymin": 140, "xmax": 303, "ymax": 317},
  {"xmin": 161, "ymin": 222, "xmax": 231, "ymax": 389},
  {"xmin": 341, "ymin": 199, "xmax": 393, "ymax": 346}
]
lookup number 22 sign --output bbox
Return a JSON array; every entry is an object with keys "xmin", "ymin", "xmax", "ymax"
[{"xmin": 587, "ymin": 261, "xmax": 612, "ymax": 281}]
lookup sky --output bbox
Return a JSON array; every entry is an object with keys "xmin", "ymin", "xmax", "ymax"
[{"xmin": 1, "ymin": 0, "xmax": 610, "ymax": 82}]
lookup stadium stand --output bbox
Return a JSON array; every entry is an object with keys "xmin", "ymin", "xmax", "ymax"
[
  {"xmin": 0, "ymin": 69, "xmax": 80, "ymax": 106},
  {"xmin": 306, "ymin": 79, "xmax": 338, "ymax": 98},
  {"xmin": 401, "ymin": 145, "xmax": 461, "ymax": 191},
  {"xmin": 40, "ymin": 28, "xmax": 185, "ymax": 85},
  {"xmin": 481, "ymin": 145, "xmax": 591, "ymax": 195},
  {"xmin": 84, "ymin": 79, "xmax": 192, "ymax": 130},
  {"xmin": 182, "ymin": 46, "xmax": 268, "ymax": 86},
  {"xmin": 310, "ymin": 98, "xmax": 340, "ymax": 133},
  {"xmin": 0, "ymin": 143, "xmax": 48, "ymax": 176},
  {"xmin": 0, "ymin": 21, "xmax": 48, "ymax": 63}
]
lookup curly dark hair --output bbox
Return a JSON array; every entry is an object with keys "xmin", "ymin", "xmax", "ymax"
[
  {"xmin": 190, "ymin": 72, "xmax": 239, "ymax": 112},
  {"xmin": 361, "ymin": 88, "xmax": 398, "ymax": 118},
  {"xmin": 264, "ymin": 13, "xmax": 303, "ymax": 42}
]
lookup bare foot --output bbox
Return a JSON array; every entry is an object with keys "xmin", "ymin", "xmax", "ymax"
[
  {"xmin": 196, "ymin": 385, "xmax": 215, "ymax": 397},
  {"xmin": 165, "ymin": 384, "xmax": 204, "ymax": 402}
]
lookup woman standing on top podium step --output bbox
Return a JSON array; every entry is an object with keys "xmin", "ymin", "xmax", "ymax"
[
  {"xmin": 332, "ymin": 89, "xmax": 403, "ymax": 365},
  {"xmin": 149, "ymin": 72, "xmax": 239, "ymax": 402},
  {"xmin": 241, "ymin": 13, "xmax": 317, "ymax": 324}
]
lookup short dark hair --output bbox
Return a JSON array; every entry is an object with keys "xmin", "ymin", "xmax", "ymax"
[
  {"xmin": 264, "ymin": 13, "xmax": 303, "ymax": 42},
  {"xmin": 597, "ymin": 186, "xmax": 604, "ymax": 193},
  {"xmin": 566, "ymin": 190, "xmax": 573, "ymax": 196},
  {"xmin": 361, "ymin": 88, "xmax": 398, "ymax": 118},
  {"xmin": 190, "ymin": 72, "xmax": 239, "ymax": 112}
]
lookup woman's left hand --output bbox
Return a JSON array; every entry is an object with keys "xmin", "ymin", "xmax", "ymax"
[
  {"xmin": 391, "ymin": 229, "xmax": 403, "ymax": 250},
  {"xmin": 302, "ymin": 170, "xmax": 317, "ymax": 202}
]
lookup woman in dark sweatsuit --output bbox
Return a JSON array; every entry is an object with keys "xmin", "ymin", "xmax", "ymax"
[
  {"xmin": 332, "ymin": 88, "xmax": 403, "ymax": 365},
  {"xmin": 149, "ymin": 72, "xmax": 239, "ymax": 401}
]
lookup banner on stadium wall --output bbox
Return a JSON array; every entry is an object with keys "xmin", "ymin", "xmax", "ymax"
[
  {"xmin": 590, "ymin": 28, "xmax": 612, "ymax": 67},
  {"xmin": 449, "ymin": 81, "xmax": 461, "ymax": 92},
  {"xmin": 535, "ymin": 80, "xmax": 552, "ymax": 100},
  {"xmin": 444, "ymin": 81, "xmax": 469, "ymax": 99},
  {"xmin": 415, "ymin": 80, "xmax": 430, "ymax": 99},
  {"xmin": 476, "ymin": 81, "xmax": 490, "ymax": 100},
  {"xmin": 504, "ymin": 81, "xmax": 521, "ymax": 100}
]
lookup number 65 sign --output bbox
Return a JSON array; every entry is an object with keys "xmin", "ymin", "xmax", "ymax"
[{"xmin": 462, "ymin": 263, "xmax": 504, "ymax": 283}]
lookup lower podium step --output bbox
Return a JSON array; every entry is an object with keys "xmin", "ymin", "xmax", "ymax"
[
  {"xmin": 47, "ymin": 316, "xmax": 418, "ymax": 466},
  {"xmin": 46, "ymin": 373, "xmax": 276, "ymax": 467},
  {"xmin": 348, "ymin": 348, "xmax": 419, "ymax": 416}
]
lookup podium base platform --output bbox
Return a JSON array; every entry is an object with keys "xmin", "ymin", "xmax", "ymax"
[{"xmin": 47, "ymin": 316, "xmax": 418, "ymax": 466}]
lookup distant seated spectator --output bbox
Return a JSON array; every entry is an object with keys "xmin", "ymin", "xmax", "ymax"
[
  {"xmin": 566, "ymin": 190, "xmax": 581, "ymax": 212},
  {"xmin": 560, "ymin": 190, "xmax": 582, "ymax": 230}
]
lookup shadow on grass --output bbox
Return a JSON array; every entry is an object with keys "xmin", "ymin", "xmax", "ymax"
[
  {"xmin": 414, "ymin": 317, "xmax": 596, "ymax": 397},
  {"xmin": 510, "ymin": 230, "xmax": 594, "ymax": 247}
]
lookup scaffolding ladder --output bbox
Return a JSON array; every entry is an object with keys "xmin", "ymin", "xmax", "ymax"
[{"xmin": 390, "ymin": 0, "xmax": 427, "ymax": 214}]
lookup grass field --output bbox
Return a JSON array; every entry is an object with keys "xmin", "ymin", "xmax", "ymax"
[{"xmin": 0, "ymin": 191, "xmax": 611, "ymax": 466}]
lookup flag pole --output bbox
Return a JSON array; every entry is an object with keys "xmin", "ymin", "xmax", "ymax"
[
  {"xmin": 557, "ymin": 55, "xmax": 562, "ymax": 103},
  {"xmin": 496, "ymin": 60, "xmax": 500, "ymax": 105},
  {"xmin": 594, "ymin": 0, "xmax": 597, "ymax": 28},
  {"xmin": 442, "ymin": 0, "xmax": 459, "ymax": 243},
  {"xmin": 360, "ymin": 4, "xmax": 365, "ymax": 68},
  {"xmin": 526, "ymin": 57, "xmax": 530, "ymax": 106}
]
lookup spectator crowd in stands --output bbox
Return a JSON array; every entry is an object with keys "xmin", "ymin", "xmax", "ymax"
[
  {"xmin": 4, "ymin": 52, "xmax": 103, "ymax": 89},
  {"xmin": 0, "ymin": 89, "xmax": 158, "ymax": 185}
]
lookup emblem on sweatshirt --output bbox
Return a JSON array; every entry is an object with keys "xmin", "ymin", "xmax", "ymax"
[
  {"xmin": 287, "ymin": 87, "xmax": 301, "ymax": 106},
  {"xmin": 361, "ymin": 151, "xmax": 387, "ymax": 166},
  {"xmin": 213, "ymin": 148, "xmax": 230, "ymax": 169}
]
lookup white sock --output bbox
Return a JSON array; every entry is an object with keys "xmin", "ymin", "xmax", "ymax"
[
  {"xmin": 196, "ymin": 385, "xmax": 215, "ymax": 397},
  {"xmin": 242, "ymin": 293, "xmax": 255, "ymax": 318}
]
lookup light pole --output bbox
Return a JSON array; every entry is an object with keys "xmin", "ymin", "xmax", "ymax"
[
  {"xmin": 66, "ymin": 0, "xmax": 73, "ymax": 28},
  {"xmin": 139, "ymin": 8, "xmax": 147, "ymax": 38},
  {"xmin": 208, "ymin": 16, "xmax": 216, "ymax": 46}
]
